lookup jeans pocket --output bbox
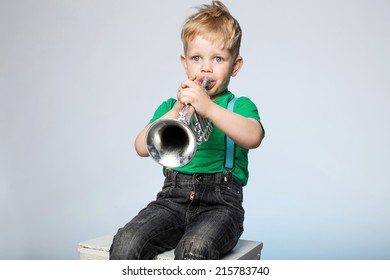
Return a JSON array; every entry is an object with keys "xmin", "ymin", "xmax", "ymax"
[
  {"xmin": 156, "ymin": 182, "xmax": 174, "ymax": 200},
  {"xmin": 216, "ymin": 182, "xmax": 244, "ymax": 213}
]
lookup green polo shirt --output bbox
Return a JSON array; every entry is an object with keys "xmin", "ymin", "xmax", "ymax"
[{"xmin": 149, "ymin": 91, "xmax": 263, "ymax": 186}]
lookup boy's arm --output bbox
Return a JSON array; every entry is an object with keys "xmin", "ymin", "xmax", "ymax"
[
  {"xmin": 206, "ymin": 103, "xmax": 263, "ymax": 149},
  {"xmin": 134, "ymin": 124, "xmax": 152, "ymax": 157}
]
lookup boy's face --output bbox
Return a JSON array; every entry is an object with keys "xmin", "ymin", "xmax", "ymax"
[{"xmin": 181, "ymin": 35, "xmax": 242, "ymax": 98}]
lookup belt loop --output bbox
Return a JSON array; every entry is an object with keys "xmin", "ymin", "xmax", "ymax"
[
  {"xmin": 171, "ymin": 170, "xmax": 178, "ymax": 187},
  {"xmin": 166, "ymin": 169, "xmax": 176, "ymax": 185},
  {"xmin": 215, "ymin": 173, "xmax": 224, "ymax": 184}
]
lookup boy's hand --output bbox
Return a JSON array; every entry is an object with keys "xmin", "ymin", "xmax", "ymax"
[
  {"xmin": 177, "ymin": 76, "xmax": 213, "ymax": 117},
  {"xmin": 173, "ymin": 95, "xmax": 185, "ymax": 115}
]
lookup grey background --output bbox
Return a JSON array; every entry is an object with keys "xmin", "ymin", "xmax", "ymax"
[{"xmin": 1, "ymin": 0, "xmax": 389, "ymax": 259}]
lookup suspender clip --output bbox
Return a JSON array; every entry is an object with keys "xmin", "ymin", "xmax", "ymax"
[{"xmin": 224, "ymin": 169, "xmax": 232, "ymax": 181}]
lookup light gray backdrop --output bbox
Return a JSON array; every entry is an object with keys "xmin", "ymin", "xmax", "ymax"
[{"xmin": 1, "ymin": 0, "xmax": 389, "ymax": 259}]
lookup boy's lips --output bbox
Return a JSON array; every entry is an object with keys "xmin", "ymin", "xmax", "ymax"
[{"xmin": 199, "ymin": 77, "xmax": 215, "ymax": 90}]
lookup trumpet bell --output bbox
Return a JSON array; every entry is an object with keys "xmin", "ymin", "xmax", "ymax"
[{"xmin": 146, "ymin": 119, "xmax": 197, "ymax": 168}]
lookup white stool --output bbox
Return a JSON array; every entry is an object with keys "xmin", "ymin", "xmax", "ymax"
[{"xmin": 78, "ymin": 234, "xmax": 263, "ymax": 260}]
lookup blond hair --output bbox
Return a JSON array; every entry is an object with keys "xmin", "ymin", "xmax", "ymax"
[{"xmin": 181, "ymin": 1, "xmax": 242, "ymax": 59}]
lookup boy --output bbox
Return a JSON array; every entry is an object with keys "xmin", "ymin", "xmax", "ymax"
[{"xmin": 110, "ymin": 0, "xmax": 264, "ymax": 260}]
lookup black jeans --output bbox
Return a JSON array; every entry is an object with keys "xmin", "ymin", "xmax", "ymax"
[{"xmin": 109, "ymin": 170, "xmax": 244, "ymax": 260}]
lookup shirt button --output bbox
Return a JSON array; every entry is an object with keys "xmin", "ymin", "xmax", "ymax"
[{"xmin": 196, "ymin": 175, "xmax": 203, "ymax": 181}]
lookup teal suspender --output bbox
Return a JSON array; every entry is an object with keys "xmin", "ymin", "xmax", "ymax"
[{"xmin": 224, "ymin": 97, "xmax": 237, "ymax": 170}]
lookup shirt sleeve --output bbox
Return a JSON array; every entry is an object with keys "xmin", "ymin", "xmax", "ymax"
[
  {"xmin": 149, "ymin": 98, "xmax": 177, "ymax": 123},
  {"xmin": 234, "ymin": 97, "xmax": 265, "ymax": 138}
]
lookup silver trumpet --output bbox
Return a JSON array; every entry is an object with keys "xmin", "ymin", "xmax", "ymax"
[{"xmin": 145, "ymin": 78, "xmax": 213, "ymax": 168}]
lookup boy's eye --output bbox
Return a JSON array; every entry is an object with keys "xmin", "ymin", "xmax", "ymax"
[
  {"xmin": 193, "ymin": 56, "xmax": 200, "ymax": 62},
  {"xmin": 215, "ymin": 56, "xmax": 223, "ymax": 62}
]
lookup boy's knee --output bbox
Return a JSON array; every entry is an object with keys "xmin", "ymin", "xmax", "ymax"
[
  {"xmin": 109, "ymin": 229, "xmax": 145, "ymax": 260},
  {"xmin": 174, "ymin": 237, "xmax": 219, "ymax": 260}
]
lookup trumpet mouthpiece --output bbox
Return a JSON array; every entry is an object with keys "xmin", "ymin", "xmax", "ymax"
[{"xmin": 201, "ymin": 78, "xmax": 211, "ymax": 90}]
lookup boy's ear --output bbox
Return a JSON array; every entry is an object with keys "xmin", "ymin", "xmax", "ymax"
[
  {"xmin": 180, "ymin": 54, "xmax": 188, "ymax": 72},
  {"xmin": 231, "ymin": 56, "xmax": 243, "ymax": 77}
]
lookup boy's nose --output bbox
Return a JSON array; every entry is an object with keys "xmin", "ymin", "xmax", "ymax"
[{"xmin": 201, "ymin": 60, "xmax": 212, "ymax": 72}]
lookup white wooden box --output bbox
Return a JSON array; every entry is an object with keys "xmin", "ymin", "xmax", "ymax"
[{"xmin": 78, "ymin": 235, "xmax": 263, "ymax": 260}]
